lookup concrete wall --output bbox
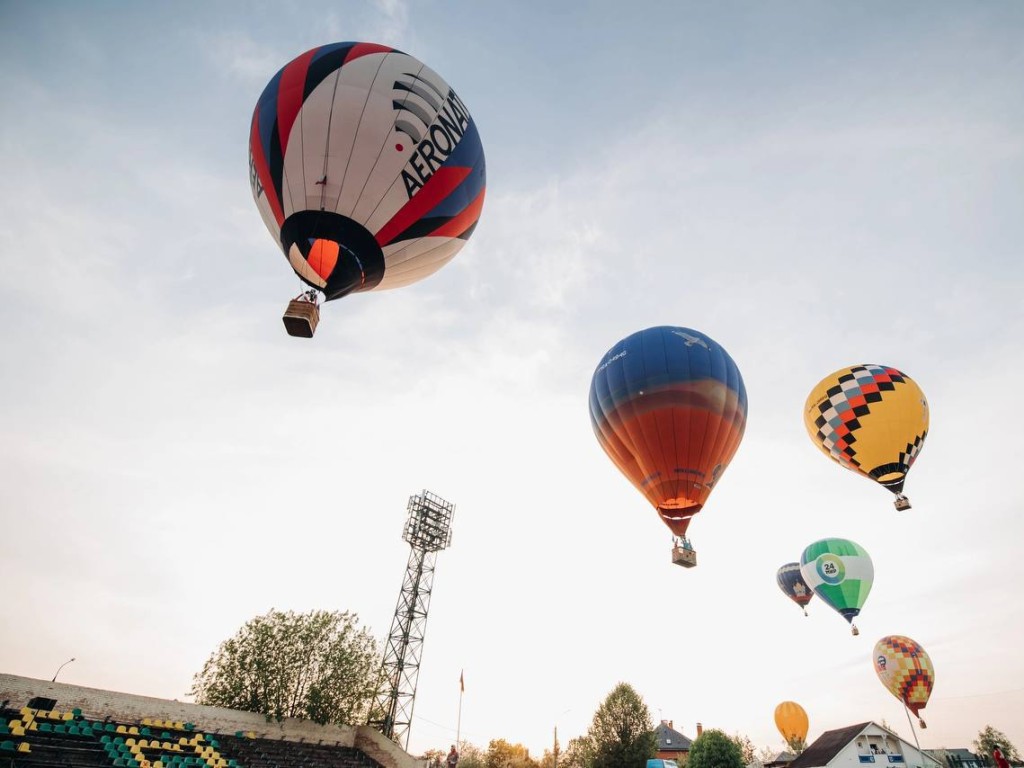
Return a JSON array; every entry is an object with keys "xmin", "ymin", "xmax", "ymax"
[{"xmin": 0, "ymin": 672, "xmax": 424, "ymax": 768}]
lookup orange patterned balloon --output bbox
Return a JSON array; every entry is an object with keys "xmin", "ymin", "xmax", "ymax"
[
  {"xmin": 873, "ymin": 635, "xmax": 935, "ymax": 728},
  {"xmin": 774, "ymin": 701, "xmax": 809, "ymax": 747}
]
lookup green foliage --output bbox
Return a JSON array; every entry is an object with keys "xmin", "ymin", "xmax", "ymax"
[
  {"xmin": 561, "ymin": 735, "xmax": 595, "ymax": 768},
  {"xmin": 457, "ymin": 743, "xmax": 488, "ymax": 768},
  {"xmin": 688, "ymin": 729, "xmax": 745, "ymax": 768},
  {"xmin": 486, "ymin": 738, "xmax": 539, "ymax": 768},
  {"xmin": 581, "ymin": 682, "xmax": 657, "ymax": 768},
  {"xmin": 190, "ymin": 608, "xmax": 380, "ymax": 726},
  {"xmin": 974, "ymin": 726, "xmax": 1021, "ymax": 763}
]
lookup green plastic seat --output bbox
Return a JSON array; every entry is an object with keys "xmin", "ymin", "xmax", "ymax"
[
  {"xmin": 39, "ymin": 722, "xmax": 53, "ymax": 732},
  {"xmin": 1, "ymin": 741, "xmax": 15, "ymax": 752}
]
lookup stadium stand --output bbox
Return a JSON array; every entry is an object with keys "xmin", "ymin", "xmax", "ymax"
[{"xmin": 0, "ymin": 673, "xmax": 422, "ymax": 768}]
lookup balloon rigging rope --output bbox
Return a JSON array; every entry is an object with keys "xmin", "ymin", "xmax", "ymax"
[
  {"xmin": 338, "ymin": 57, "xmax": 430, "ymax": 225},
  {"xmin": 330, "ymin": 55, "xmax": 389, "ymax": 220}
]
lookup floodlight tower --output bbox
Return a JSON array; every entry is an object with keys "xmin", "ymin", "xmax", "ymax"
[{"xmin": 367, "ymin": 490, "xmax": 455, "ymax": 748}]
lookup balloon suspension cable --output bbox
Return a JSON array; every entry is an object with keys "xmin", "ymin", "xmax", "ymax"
[
  {"xmin": 294, "ymin": 288, "xmax": 320, "ymax": 305},
  {"xmin": 902, "ymin": 702, "xmax": 923, "ymax": 766}
]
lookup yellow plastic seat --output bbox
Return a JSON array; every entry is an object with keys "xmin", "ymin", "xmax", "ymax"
[{"xmin": 17, "ymin": 742, "xmax": 30, "ymax": 753}]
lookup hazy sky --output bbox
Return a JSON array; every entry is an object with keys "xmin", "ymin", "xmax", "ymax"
[{"xmin": 1, "ymin": 0, "xmax": 1022, "ymax": 760}]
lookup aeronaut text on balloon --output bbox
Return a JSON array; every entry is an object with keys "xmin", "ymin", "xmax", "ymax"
[{"xmin": 399, "ymin": 88, "xmax": 473, "ymax": 198}]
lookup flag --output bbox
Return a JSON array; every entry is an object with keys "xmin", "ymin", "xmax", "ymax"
[{"xmin": 460, "ymin": 670, "xmax": 464, "ymax": 693}]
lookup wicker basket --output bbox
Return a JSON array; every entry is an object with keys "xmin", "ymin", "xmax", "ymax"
[
  {"xmin": 282, "ymin": 299, "xmax": 320, "ymax": 338},
  {"xmin": 672, "ymin": 546, "xmax": 697, "ymax": 568}
]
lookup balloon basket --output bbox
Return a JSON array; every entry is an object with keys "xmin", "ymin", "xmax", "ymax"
[
  {"xmin": 894, "ymin": 495, "xmax": 911, "ymax": 511},
  {"xmin": 672, "ymin": 545, "xmax": 697, "ymax": 568},
  {"xmin": 283, "ymin": 297, "xmax": 320, "ymax": 338}
]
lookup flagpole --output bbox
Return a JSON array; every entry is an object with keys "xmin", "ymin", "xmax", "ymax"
[
  {"xmin": 903, "ymin": 703, "xmax": 922, "ymax": 768},
  {"xmin": 457, "ymin": 670, "xmax": 464, "ymax": 748}
]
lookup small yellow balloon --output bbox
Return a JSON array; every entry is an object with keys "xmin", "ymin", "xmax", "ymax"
[
  {"xmin": 804, "ymin": 364, "xmax": 928, "ymax": 508},
  {"xmin": 774, "ymin": 701, "xmax": 808, "ymax": 745}
]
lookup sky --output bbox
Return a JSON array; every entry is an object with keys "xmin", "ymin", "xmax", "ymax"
[{"xmin": 1, "ymin": 0, "xmax": 1023, "ymax": 761}]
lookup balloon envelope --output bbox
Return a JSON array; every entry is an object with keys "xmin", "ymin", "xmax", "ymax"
[
  {"xmin": 777, "ymin": 562, "xmax": 814, "ymax": 615},
  {"xmin": 249, "ymin": 42, "xmax": 486, "ymax": 302},
  {"xmin": 873, "ymin": 635, "xmax": 935, "ymax": 721},
  {"xmin": 804, "ymin": 364, "xmax": 928, "ymax": 499},
  {"xmin": 774, "ymin": 701, "xmax": 809, "ymax": 744},
  {"xmin": 800, "ymin": 538, "xmax": 873, "ymax": 631},
  {"xmin": 588, "ymin": 326, "xmax": 747, "ymax": 538}
]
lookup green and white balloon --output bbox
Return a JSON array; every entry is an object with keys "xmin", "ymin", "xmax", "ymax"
[{"xmin": 800, "ymin": 538, "xmax": 874, "ymax": 635}]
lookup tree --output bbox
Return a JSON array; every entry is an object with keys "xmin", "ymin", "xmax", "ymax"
[
  {"xmin": 561, "ymin": 735, "xmax": 595, "ymax": 768},
  {"xmin": 688, "ymin": 729, "xmax": 745, "ymax": 768},
  {"xmin": 422, "ymin": 748, "xmax": 446, "ymax": 767},
  {"xmin": 731, "ymin": 733, "xmax": 758, "ymax": 764},
  {"xmin": 974, "ymin": 726, "xmax": 1021, "ymax": 763},
  {"xmin": 583, "ymin": 682, "xmax": 657, "ymax": 768},
  {"xmin": 758, "ymin": 746, "xmax": 779, "ymax": 763},
  {"xmin": 190, "ymin": 608, "xmax": 380, "ymax": 725},
  {"xmin": 458, "ymin": 743, "xmax": 488, "ymax": 768},
  {"xmin": 783, "ymin": 737, "xmax": 807, "ymax": 756},
  {"xmin": 486, "ymin": 738, "xmax": 539, "ymax": 768}
]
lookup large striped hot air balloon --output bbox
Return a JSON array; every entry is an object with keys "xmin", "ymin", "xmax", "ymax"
[
  {"xmin": 804, "ymin": 364, "xmax": 928, "ymax": 510},
  {"xmin": 777, "ymin": 562, "xmax": 814, "ymax": 616},
  {"xmin": 800, "ymin": 538, "xmax": 873, "ymax": 635},
  {"xmin": 873, "ymin": 635, "xmax": 935, "ymax": 729},
  {"xmin": 249, "ymin": 42, "xmax": 486, "ymax": 336},
  {"xmin": 588, "ymin": 326, "xmax": 747, "ymax": 568},
  {"xmin": 774, "ymin": 701, "xmax": 809, "ymax": 752}
]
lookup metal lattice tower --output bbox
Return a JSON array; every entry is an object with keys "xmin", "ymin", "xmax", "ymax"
[{"xmin": 367, "ymin": 490, "xmax": 454, "ymax": 748}]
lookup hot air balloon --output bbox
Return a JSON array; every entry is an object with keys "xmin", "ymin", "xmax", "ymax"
[
  {"xmin": 873, "ymin": 635, "xmax": 935, "ymax": 729},
  {"xmin": 249, "ymin": 42, "xmax": 486, "ymax": 337},
  {"xmin": 804, "ymin": 364, "xmax": 928, "ymax": 510},
  {"xmin": 774, "ymin": 701, "xmax": 809, "ymax": 752},
  {"xmin": 777, "ymin": 562, "xmax": 814, "ymax": 616},
  {"xmin": 800, "ymin": 538, "xmax": 873, "ymax": 635},
  {"xmin": 588, "ymin": 326, "xmax": 747, "ymax": 568}
]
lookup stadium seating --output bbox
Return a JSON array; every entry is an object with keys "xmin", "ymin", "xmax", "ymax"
[{"xmin": 0, "ymin": 704, "xmax": 385, "ymax": 768}]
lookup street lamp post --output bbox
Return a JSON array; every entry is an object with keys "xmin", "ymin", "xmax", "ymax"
[
  {"xmin": 51, "ymin": 658, "xmax": 75, "ymax": 682},
  {"xmin": 554, "ymin": 709, "xmax": 571, "ymax": 768}
]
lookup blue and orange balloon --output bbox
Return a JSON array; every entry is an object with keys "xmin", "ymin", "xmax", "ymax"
[{"xmin": 588, "ymin": 326, "xmax": 747, "ymax": 563}]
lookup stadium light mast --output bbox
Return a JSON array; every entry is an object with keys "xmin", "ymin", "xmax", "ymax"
[{"xmin": 367, "ymin": 490, "xmax": 454, "ymax": 749}]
